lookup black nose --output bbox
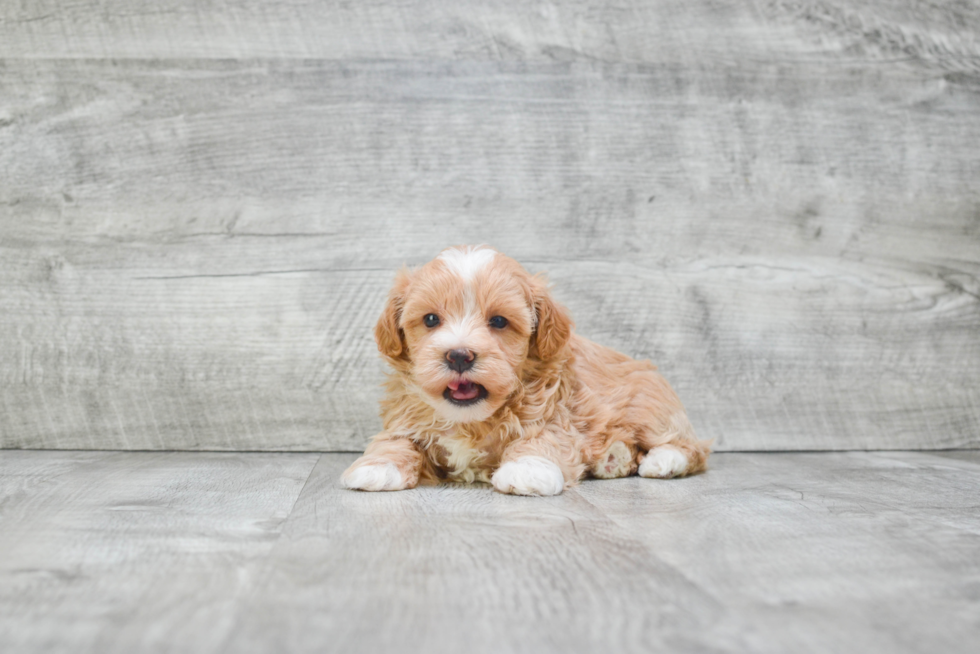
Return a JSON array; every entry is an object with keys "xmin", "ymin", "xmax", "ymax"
[{"xmin": 446, "ymin": 349, "xmax": 476, "ymax": 373}]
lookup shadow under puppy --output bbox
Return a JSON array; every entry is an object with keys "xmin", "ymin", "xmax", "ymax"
[{"xmin": 342, "ymin": 245, "xmax": 711, "ymax": 496}]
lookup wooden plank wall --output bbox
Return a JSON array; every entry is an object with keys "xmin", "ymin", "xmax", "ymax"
[{"xmin": 1, "ymin": 1, "xmax": 978, "ymax": 451}]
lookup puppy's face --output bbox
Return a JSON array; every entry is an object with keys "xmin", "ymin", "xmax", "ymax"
[{"xmin": 376, "ymin": 246, "xmax": 571, "ymax": 423}]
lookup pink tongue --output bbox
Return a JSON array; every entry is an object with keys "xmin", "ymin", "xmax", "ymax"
[{"xmin": 450, "ymin": 380, "xmax": 479, "ymax": 400}]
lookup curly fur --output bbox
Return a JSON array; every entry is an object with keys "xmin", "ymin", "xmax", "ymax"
[{"xmin": 342, "ymin": 245, "xmax": 711, "ymax": 495}]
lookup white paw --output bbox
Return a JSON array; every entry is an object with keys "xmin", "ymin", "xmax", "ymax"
[
  {"xmin": 492, "ymin": 456, "xmax": 565, "ymax": 496},
  {"xmin": 342, "ymin": 462, "xmax": 405, "ymax": 491},
  {"xmin": 639, "ymin": 445, "xmax": 689, "ymax": 479}
]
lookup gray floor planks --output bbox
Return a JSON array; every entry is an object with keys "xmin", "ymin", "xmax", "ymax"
[
  {"xmin": 576, "ymin": 451, "xmax": 980, "ymax": 653},
  {"xmin": 223, "ymin": 455, "xmax": 755, "ymax": 654},
  {"xmin": 0, "ymin": 451, "xmax": 320, "ymax": 653},
  {"xmin": 1, "ymin": 450, "xmax": 978, "ymax": 653}
]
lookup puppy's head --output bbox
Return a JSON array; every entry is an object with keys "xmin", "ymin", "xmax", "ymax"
[{"xmin": 375, "ymin": 245, "xmax": 572, "ymax": 423}]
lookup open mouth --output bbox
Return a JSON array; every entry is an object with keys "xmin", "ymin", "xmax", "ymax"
[{"xmin": 443, "ymin": 379, "xmax": 489, "ymax": 406}]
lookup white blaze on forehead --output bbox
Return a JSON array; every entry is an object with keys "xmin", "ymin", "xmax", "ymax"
[
  {"xmin": 432, "ymin": 246, "xmax": 495, "ymax": 349},
  {"xmin": 438, "ymin": 246, "xmax": 496, "ymax": 282}
]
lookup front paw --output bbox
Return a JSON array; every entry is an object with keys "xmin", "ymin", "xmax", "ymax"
[
  {"xmin": 492, "ymin": 456, "xmax": 565, "ymax": 496},
  {"xmin": 341, "ymin": 461, "xmax": 408, "ymax": 491}
]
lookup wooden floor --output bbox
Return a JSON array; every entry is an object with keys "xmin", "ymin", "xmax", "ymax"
[{"xmin": 1, "ymin": 451, "xmax": 978, "ymax": 653}]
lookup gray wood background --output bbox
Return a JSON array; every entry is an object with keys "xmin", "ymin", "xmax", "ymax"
[{"xmin": 1, "ymin": 1, "xmax": 978, "ymax": 451}]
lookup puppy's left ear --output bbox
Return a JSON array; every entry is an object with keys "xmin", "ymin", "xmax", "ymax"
[
  {"xmin": 375, "ymin": 268, "xmax": 413, "ymax": 362},
  {"xmin": 529, "ymin": 275, "xmax": 573, "ymax": 361}
]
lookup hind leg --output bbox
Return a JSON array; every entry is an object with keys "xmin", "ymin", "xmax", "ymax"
[
  {"xmin": 627, "ymin": 370, "xmax": 711, "ymax": 479},
  {"xmin": 637, "ymin": 411, "xmax": 711, "ymax": 478},
  {"xmin": 591, "ymin": 440, "xmax": 639, "ymax": 479}
]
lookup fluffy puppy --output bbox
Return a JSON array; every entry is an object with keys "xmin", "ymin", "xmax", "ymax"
[{"xmin": 342, "ymin": 245, "xmax": 711, "ymax": 496}]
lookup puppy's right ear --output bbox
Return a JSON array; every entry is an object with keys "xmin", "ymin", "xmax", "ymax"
[{"xmin": 375, "ymin": 268, "xmax": 413, "ymax": 361}]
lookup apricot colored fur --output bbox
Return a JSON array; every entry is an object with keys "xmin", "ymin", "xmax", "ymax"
[{"xmin": 342, "ymin": 246, "xmax": 711, "ymax": 492}]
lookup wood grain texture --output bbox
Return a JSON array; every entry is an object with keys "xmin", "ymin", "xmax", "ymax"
[
  {"xmin": 0, "ymin": 450, "xmax": 320, "ymax": 653},
  {"xmin": 2, "ymin": 451, "xmax": 978, "ymax": 653},
  {"xmin": 576, "ymin": 451, "xmax": 980, "ymax": 654},
  {"xmin": 226, "ymin": 454, "xmax": 759, "ymax": 653},
  {"xmin": 1, "ymin": 2, "xmax": 979, "ymax": 451},
  {"xmin": 2, "ymin": 0, "xmax": 979, "ymax": 68}
]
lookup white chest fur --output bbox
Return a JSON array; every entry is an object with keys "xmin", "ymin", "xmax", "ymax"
[{"xmin": 434, "ymin": 429, "xmax": 493, "ymax": 484}]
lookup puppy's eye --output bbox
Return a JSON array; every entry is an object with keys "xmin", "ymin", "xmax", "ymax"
[
  {"xmin": 423, "ymin": 313, "xmax": 440, "ymax": 328},
  {"xmin": 488, "ymin": 315, "xmax": 509, "ymax": 329}
]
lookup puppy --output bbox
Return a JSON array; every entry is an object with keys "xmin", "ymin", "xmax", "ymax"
[{"xmin": 341, "ymin": 245, "xmax": 711, "ymax": 496}]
